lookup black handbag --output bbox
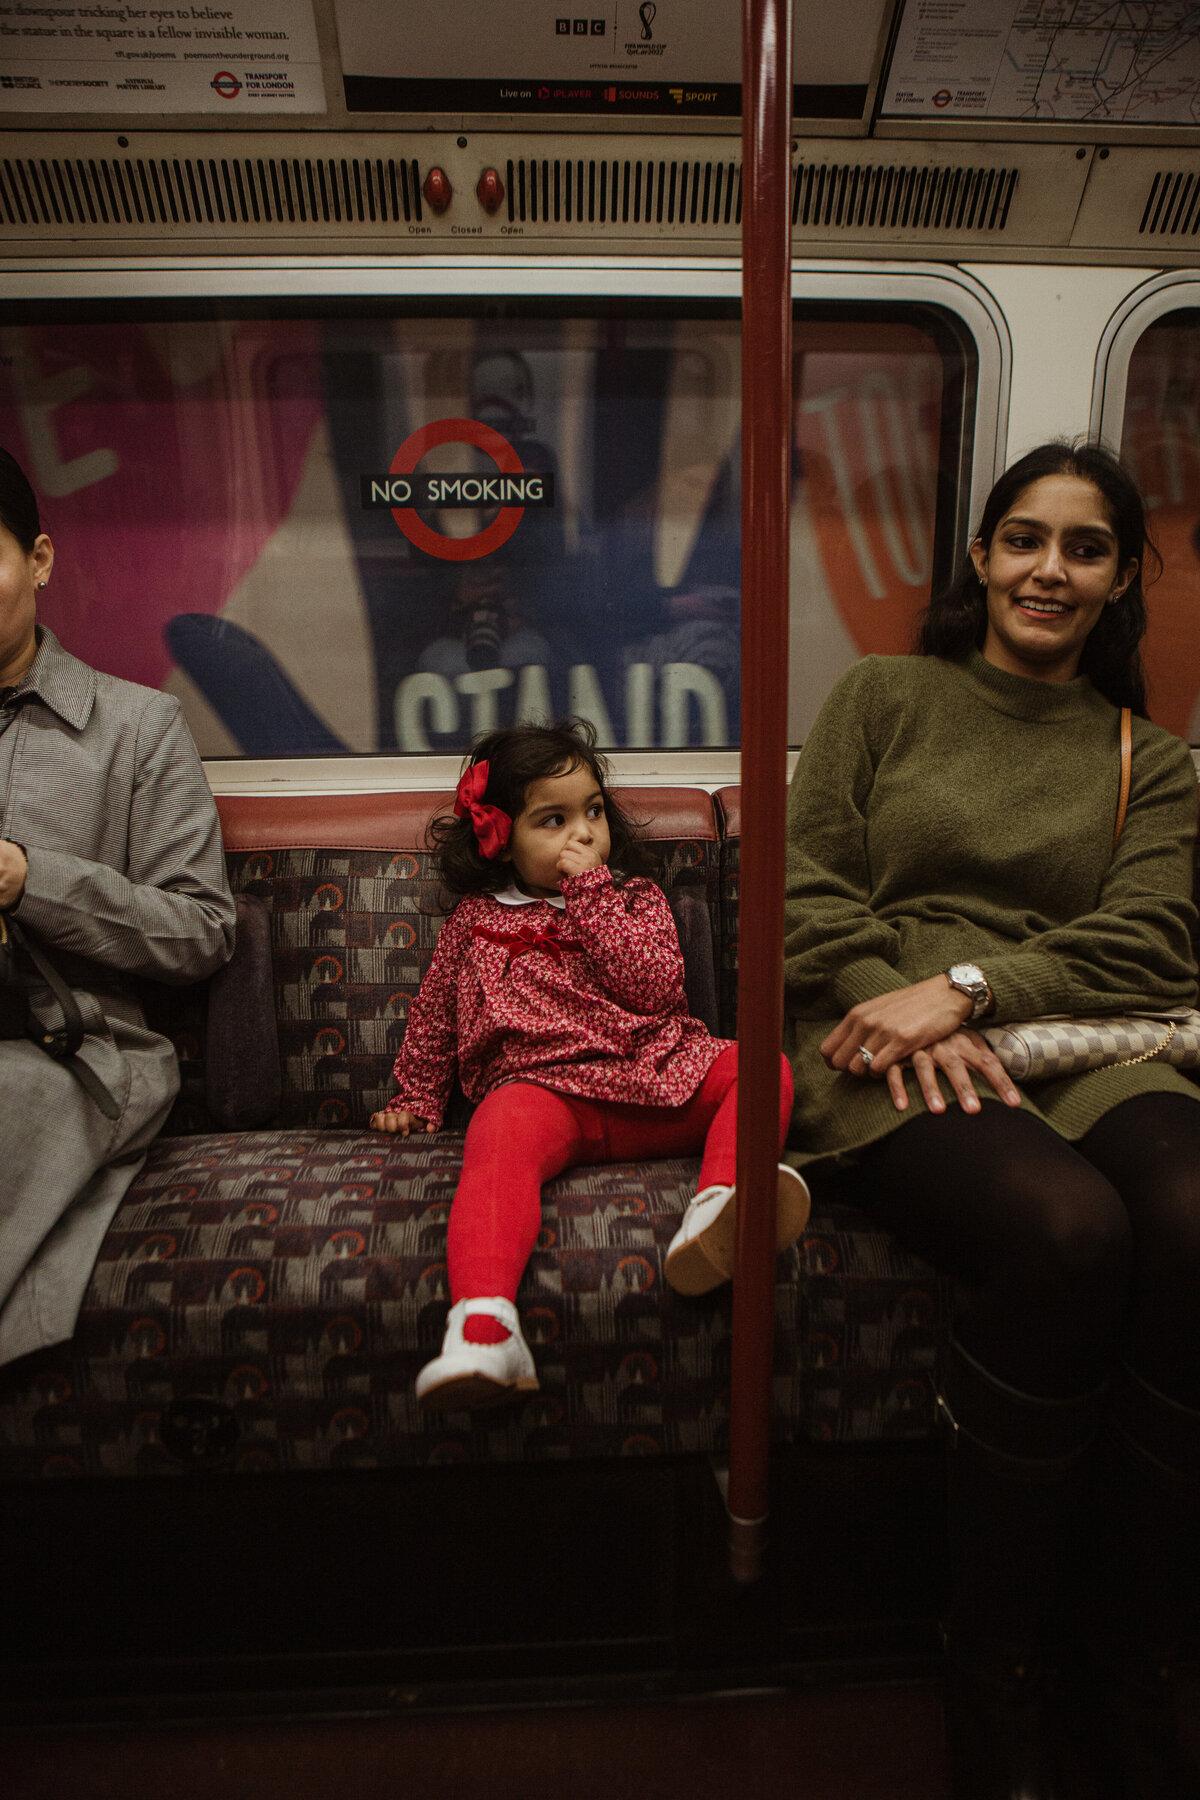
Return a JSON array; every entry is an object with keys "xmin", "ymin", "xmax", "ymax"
[
  {"xmin": 0, "ymin": 910, "xmax": 120, "ymax": 1117},
  {"xmin": 0, "ymin": 910, "xmax": 28, "ymax": 1040}
]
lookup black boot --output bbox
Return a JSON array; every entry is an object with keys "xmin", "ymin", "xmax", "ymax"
[
  {"xmin": 937, "ymin": 1335, "xmax": 1107, "ymax": 1800},
  {"xmin": 1064, "ymin": 1364, "xmax": 1200, "ymax": 1800}
]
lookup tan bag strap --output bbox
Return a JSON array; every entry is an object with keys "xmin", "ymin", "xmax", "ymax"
[{"xmin": 1113, "ymin": 706, "xmax": 1133, "ymax": 847}]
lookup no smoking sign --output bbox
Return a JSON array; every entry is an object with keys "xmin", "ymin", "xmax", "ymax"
[{"xmin": 361, "ymin": 418, "xmax": 555, "ymax": 562}]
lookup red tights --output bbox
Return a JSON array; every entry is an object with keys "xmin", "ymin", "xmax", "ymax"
[{"xmin": 447, "ymin": 1045, "xmax": 794, "ymax": 1341}]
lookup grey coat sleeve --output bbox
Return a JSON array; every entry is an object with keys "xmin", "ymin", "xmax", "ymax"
[{"xmin": 15, "ymin": 695, "xmax": 236, "ymax": 984}]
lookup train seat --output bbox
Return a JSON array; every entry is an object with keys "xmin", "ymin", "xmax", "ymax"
[{"xmin": 0, "ymin": 786, "xmax": 950, "ymax": 1480}]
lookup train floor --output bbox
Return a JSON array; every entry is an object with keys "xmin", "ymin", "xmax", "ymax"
[
  {"xmin": 5, "ymin": 1671, "xmax": 1200, "ymax": 1800},
  {"xmin": 3, "ymin": 1451, "xmax": 1197, "ymax": 1797},
  {"xmin": 0, "ymin": 1684, "xmax": 943, "ymax": 1799}
]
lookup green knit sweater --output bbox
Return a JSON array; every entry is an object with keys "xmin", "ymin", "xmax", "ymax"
[{"xmin": 783, "ymin": 650, "xmax": 1200, "ymax": 1169}]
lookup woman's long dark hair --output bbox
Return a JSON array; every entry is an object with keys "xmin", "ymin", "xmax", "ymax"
[
  {"xmin": 0, "ymin": 448, "xmax": 41, "ymax": 552},
  {"xmin": 429, "ymin": 717, "xmax": 650, "ymax": 898},
  {"xmin": 915, "ymin": 440, "xmax": 1158, "ymax": 716}
]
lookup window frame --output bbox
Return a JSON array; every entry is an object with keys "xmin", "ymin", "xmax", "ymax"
[
  {"xmin": 0, "ymin": 253, "xmax": 1007, "ymax": 791},
  {"xmin": 1092, "ymin": 270, "xmax": 1200, "ymax": 448},
  {"xmin": 1091, "ymin": 269, "xmax": 1200, "ymax": 752}
]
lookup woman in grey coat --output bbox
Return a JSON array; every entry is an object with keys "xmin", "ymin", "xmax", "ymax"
[{"xmin": 0, "ymin": 448, "xmax": 236, "ymax": 1366}]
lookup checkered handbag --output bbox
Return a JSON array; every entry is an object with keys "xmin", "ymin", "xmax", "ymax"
[
  {"xmin": 982, "ymin": 1012, "xmax": 1200, "ymax": 1081},
  {"xmin": 980, "ymin": 713, "xmax": 1200, "ymax": 1080}
]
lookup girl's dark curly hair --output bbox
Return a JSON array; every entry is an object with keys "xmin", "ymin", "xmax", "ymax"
[
  {"xmin": 429, "ymin": 717, "xmax": 651, "ymax": 898},
  {"xmin": 914, "ymin": 439, "xmax": 1158, "ymax": 717}
]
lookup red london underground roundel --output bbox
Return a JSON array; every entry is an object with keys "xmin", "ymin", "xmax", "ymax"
[
  {"xmin": 211, "ymin": 70, "xmax": 242, "ymax": 99},
  {"xmin": 389, "ymin": 417, "xmax": 527, "ymax": 562}
]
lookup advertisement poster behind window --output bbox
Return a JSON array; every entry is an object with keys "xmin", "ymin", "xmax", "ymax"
[{"xmin": 0, "ymin": 307, "xmax": 946, "ymax": 755}]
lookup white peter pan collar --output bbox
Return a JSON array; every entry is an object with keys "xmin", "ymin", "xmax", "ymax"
[{"xmin": 492, "ymin": 883, "xmax": 566, "ymax": 911}]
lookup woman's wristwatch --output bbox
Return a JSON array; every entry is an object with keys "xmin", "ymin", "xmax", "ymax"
[{"xmin": 945, "ymin": 961, "xmax": 993, "ymax": 1020}]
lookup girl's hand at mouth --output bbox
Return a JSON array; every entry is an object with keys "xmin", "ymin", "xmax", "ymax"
[{"xmin": 557, "ymin": 840, "xmax": 604, "ymax": 881}]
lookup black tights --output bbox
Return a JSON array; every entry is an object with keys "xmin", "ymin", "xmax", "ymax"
[{"xmin": 809, "ymin": 1093, "xmax": 1200, "ymax": 1405}]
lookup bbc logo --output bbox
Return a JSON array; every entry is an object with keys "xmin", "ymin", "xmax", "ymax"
[{"xmin": 556, "ymin": 18, "xmax": 606, "ymax": 32}]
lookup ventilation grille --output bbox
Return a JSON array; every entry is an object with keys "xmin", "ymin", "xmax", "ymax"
[
  {"xmin": 792, "ymin": 160, "xmax": 1018, "ymax": 232},
  {"xmin": 1140, "ymin": 170, "xmax": 1200, "ymax": 237},
  {"xmin": 506, "ymin": 157, "xmax": 742, "ymax": 227},
  {"xmin": 0, "ymin": 155, "xmax": 423, "ymax": 229},
  {"xmin": 0, "ymin": 143, "xmax": 1027, "ymax": 240},
  {"xmin": 504, "ymin": 156, "xmax": 1019, "ymax": 232}
]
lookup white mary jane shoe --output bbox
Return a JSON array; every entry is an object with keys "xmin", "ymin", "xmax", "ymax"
[
  {"xmin": 415, "ymin": 1297, "xmax": 540, "ymax": 1412},
  {"xmin": 663, "ymin": 1163, "xmax": 811, "ymax": 1296}
]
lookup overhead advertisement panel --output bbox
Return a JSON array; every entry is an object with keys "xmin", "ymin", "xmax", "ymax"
[
  {"xmin": 333, "ymin": 0, "xmax": 888, "ymax": 120},
  {"xmin": 0, "ymin": 0, "xmax": 324, "ymax": 113},
  {"xmin": 881, "ymin": 0, "xmax": 1200, "ymax": 124}
]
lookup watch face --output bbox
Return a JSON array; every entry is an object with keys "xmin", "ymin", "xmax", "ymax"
[{"xmin": 948, "ymin": 963, "xmax": 989, "ymax": 1017}]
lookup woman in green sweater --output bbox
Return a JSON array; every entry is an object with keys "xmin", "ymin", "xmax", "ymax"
[{"xmin": 785, "ymin": 442, "xmax": 1200, "ymax": 1800}]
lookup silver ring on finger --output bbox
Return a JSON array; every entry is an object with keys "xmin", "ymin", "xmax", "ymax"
[{"xmin": 858, "ymin": 1046, "xmax": 874, "ymax": 1069}]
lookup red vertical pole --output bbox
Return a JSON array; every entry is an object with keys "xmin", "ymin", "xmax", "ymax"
[{"xmin": 728, "ymin": 0, "xmax": 793, "ymax": 1582}]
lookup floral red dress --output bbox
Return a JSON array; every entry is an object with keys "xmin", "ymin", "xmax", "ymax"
[{"xmin": 384, "ymin": 865, "xmax": 730, "ymax": 1128}]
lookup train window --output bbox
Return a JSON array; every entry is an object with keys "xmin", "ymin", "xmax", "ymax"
[
  {"xmin": 0, "ymin": 275, "xmax": 988, "ymax": 764},
  {"xmin": 1117, "ymin": 303, "xmax": 1200, "ymax": 743}
]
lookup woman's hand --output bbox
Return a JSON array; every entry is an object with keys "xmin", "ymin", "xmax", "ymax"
[
  {"xmin": 369, "ymin": 1108, "xmax": 433, "ymax": 1135},
  {"xmin": 820, "ymin": 976, "xmax": 1022, "ymax": 1113},
  {"xmin": 821, "ymin": 975, "xmax": 975, "ymax": 1074},
  {"xmin": 0, "ymin": 840, "xmax": 27, "ymax": 910},
  {"xmin": 882, "ymin": 1030, "xmax": 1022, "ymax": 1115}
]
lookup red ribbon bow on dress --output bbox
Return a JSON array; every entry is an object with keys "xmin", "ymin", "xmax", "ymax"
[
  {"xmin": 472, "ymin": 918, "xmax": 578, "ymax": 970},
  {"xmin": 454, "ymin": 760, "xmax": 512, "ymax": 861}
]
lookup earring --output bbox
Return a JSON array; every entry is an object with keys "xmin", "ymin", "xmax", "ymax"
[
  {"xmin": 978, "ymin": 574, "xmax": 986, "ymax": 588},
  {"xmin": 36, "ymin": 580, "xmax": 47, "ymax": 590}
]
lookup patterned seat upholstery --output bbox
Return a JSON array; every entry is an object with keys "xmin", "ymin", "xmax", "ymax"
[{"xmin": 0, "ymin": 787, "xmax": 951, "ymax": 1479}]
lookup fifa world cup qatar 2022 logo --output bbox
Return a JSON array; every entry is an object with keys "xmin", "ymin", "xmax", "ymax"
[{"xmin": 360, "ymin": 418, "xmax": 555, "ymax": 562}]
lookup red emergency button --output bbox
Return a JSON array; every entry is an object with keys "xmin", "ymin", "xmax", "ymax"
[
  {"xmin": 423, "ymin": 167, "xmax": 452, "ymax": 213},
  {"xmin": 476, "ymin": 168, "xmax": 505, "ymax": 214}
]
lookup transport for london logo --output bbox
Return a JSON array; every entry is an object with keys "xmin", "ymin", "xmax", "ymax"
[{"xmin": 361, "ymin": 417, "xmax": 554, "ymax": 562}]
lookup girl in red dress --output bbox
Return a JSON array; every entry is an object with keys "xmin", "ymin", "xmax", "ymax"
[{"xmin": 370, "ymin": 718, "xmax": 807, "ymax": 1410}]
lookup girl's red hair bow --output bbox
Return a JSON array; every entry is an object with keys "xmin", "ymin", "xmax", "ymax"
[{"xmin": 454, "ymin": 760, "xmax": 512, "ymax": 861}]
